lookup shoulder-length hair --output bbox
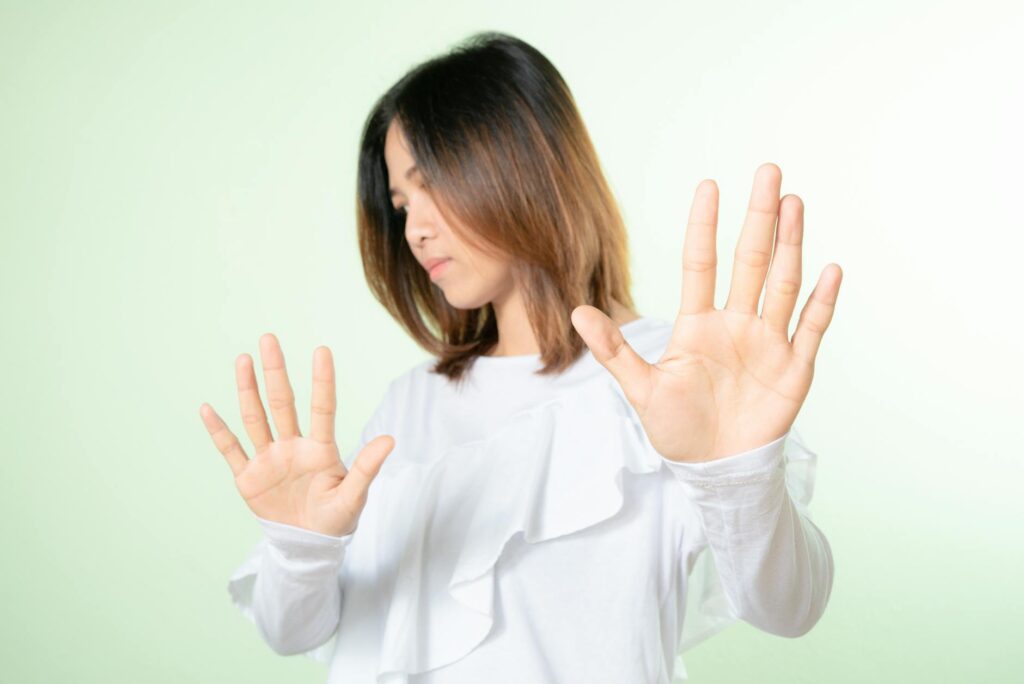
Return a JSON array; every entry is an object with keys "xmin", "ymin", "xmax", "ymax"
[{"xmin": 355, "ymin": 31, "xmax": 635, "ymax": 385}]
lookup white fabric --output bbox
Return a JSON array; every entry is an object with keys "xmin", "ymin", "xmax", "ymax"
[{"xmin": 227, "ymin": 316, "xmax": 833, "ymax": 683}]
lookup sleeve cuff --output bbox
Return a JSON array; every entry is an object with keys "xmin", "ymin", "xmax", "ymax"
[
  {"xmin": 660, "ymin": 430, "xmax": 788, "ymax": 485},
  {"xmin": 255, "ymin": 516, "xmax": 355, "ymax": 561}
]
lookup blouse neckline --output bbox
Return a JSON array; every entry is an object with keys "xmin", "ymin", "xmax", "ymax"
[{"xmin": 470, "ymin": 315, "xmax": 658, "ymax": 370}]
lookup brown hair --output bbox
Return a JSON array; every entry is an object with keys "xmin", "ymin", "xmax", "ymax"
[{"xmin": 355, "ymin": 31, "xmax": 635, "ymax": 386}]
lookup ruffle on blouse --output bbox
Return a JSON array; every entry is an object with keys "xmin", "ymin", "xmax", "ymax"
[
  {"xmin": 374, "ymin": 375, "xmax": 663, "ymax": 682},
  {"xmin": 225, "ymin": 371, "xmax": 819, "ymax": 683},
  {"xmin": 373, "ymin": 375, "xmax": 818, "ymax": 684}
]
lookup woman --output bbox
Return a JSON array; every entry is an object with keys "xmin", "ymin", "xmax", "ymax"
[{"xmin": 201, "ymin": 31, "xmax": 841, "ymax": 683}]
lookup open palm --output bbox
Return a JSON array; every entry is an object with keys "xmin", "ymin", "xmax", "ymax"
[
  {"xmin": 199, "ymin": 334, "xmax": 394, "ymax": 537},
  {"xmin": 572, "ymin": 163, "xmax": 842, "ymax": 463}
]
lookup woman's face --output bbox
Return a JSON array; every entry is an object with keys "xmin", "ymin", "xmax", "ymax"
[{"xmin": 384, "ymin": 119, "xmax": 515, "ymax": 310}]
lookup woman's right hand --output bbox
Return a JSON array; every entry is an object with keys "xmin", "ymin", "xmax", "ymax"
[{"xmin": 199, "ymin": 333, "xmax": 394, "ymax": 538}]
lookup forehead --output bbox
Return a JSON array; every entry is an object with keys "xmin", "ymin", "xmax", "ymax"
[
  {"xmin": 385, "ymin": 121, "xmax": 421, "ymax": 199},
  {"xmin": 384, "ymin": 120, "xmax": 413, "ymax": 165}
]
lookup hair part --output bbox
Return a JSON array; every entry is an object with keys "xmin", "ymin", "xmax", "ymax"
[{"xmin": 356, "ymin": 31, "xmax": 635, "ymax": 386}]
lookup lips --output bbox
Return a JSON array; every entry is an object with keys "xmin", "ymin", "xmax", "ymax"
[
  {"xmin": 425, "ymin": 258, "xmax": 451, "ymax": 280},
  {"xmin": 423, "ymin": 257, "xmax": 451, "ymax": 272}
]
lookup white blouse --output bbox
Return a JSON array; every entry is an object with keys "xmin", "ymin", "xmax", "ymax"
[{"xmin": 227, "ymin": 315, "xmax": 833, "ymax": 683}]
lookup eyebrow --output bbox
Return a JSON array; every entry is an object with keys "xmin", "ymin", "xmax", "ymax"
[{"xmin": 388, "ymin": 165, "xmax": 419, "ymax": 198}]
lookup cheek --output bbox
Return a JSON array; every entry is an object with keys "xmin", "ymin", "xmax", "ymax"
[
  {"xmin": 463, "ymin": 257, "xmax": 509, "ymax": 289},
  {"xmin": 436, "ymin": 259, "xmax": 512, "ymax": 307}
]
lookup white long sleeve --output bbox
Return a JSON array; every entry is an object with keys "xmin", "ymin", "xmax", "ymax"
[
  {"xmin": 249, "ymin": 516, "xmax": 354, "ymax": 656},
  {"xmin": 227, "ymin": 316, "xmax": 834, "ymax": 682},
  {"xmin": 662, "ymin": 431, "xmax": 834, "ymax": 638},
  {"xmin": 227, "ymin": 378, "xmax": 396, "ymax": 664}
]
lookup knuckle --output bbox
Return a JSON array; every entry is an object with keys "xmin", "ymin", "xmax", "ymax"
[
  {"xmin": 747, "ymin": 205, "xmax": 777, "ymax": 219},
  {"xmin": 310, "ymin": 401, "xmax": 335, "ymax": 416},
  {"xmin": 772, "ymin": 278, "xmax": 801, "ymax": 297},
  {"xmin": 735, "ymin": 246, "xmax": 772, "ymax": 269},
  {"xmin": 683, "ymin": 248, "xmax": 716, "ymax": 272},
  {"xmin": 240, "ymin": 411, "xmax": 264, "ymax": 426},
  {"xmin": 267, "ymin": 394, "xmax": 294, "ymax": 409},
  {"xmin": 220, "ymin": 437, "xmax": 242, "ymax": 458},
  {"xmin": 806, "ymin": 321, "xmax": 826, "ymax": 334}
]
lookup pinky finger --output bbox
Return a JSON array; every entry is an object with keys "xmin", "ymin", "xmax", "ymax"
[
  {"xmin": 199, "ymin": 403, "xmax": 250, "ymax": 477},
  {"xmin": 791, "ymin": 264, "xmax": 843, "ymax": 364}
]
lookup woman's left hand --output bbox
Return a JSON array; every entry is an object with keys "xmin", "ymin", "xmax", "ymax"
[{"xmin": 572, "ymin": 163, "xmax": 842, "ymax": 463}]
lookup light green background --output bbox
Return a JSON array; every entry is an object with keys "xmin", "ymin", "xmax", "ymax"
[{"xmin": 2, "ymin": 1, "xmax": 1021, "ymax": 682}]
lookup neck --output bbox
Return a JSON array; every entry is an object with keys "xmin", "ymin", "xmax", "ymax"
[
  {"xmin": 487, "ymin": 287, "xmax": 538, "ymax": 357},
  {"xmin": 486, "ymin": 290, "xmax": 639, "ymax": 358}
]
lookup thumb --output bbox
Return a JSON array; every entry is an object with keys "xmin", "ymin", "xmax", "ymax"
[
  {"xmin": 570, "ymin": 305, "xmax": 653, "ymax": 410},
  {"xmin": 339, "ymin": 434, "xmax": 395, "ymax": 510}
]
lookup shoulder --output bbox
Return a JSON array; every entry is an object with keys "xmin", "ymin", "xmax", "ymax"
[
  {"xmin": 376, "ymin": 357, "xmax": 444, "ymax": 412},
  {"xmin": 348, "ymin": 358, "xmax": 439, "ymax": 460},
  {"xmin": 389, "ymin": 357, "xmax": 441, "ymax": 392}
]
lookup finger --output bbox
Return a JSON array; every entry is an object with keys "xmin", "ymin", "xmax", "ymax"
[
  {"xmin": 309, "ymin": 346, "xmax": 336, "ymax": 445},
  {"xmin": 338, "ymin": 435, "xmax": 394, "ymax": 514},
  {"xmin": 258, "ymin": 333, "xmax": 302, "ymax": 440},
  {"xmin": 235, "ymin": 353, "xmax": 273, "ymax": 451},
  {"xmin": 570, "ymin": 305, "xmax": 653, "ymax": 411},
  {"xmin": 725, "ymin": 163, "xmax": 782, "ymax": 315},
  {"xmin": 679, "ymin": 179, "xmax": 719, "ymax": 315},
  {"xmin": 791, "ymin": 264, "xmax": 843, "ymax": 364},
  {"xmin": 199, "ymin": 403, "xmax": 250, "ymax": 477},
  {"xmin": 761, "ymin": 194, "xmax": 804, "ymax": 336}
]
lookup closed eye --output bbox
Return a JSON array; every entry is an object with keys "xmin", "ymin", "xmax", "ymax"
[{"xmin": 392, "ymin": 180, "xmax": 426, "ymax": 218}]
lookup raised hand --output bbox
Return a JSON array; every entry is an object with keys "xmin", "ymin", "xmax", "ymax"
[
  {"xmin": 199, "ymin": 333, "xmax": 394, "ymax": 537},
  {"xmin": 572, "ymin": 163, "xmax": 842, "ymax": 463}
]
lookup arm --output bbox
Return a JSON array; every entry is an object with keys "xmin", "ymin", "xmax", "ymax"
[
  {"xmin": 249, "ymin": 516, "xmax": 354, "ymax": 656},
  {"xmin": 226, "ymin": 372, "xmax": 402, "ymax": 660},
  {"xmin": 663, "ymin": 431, "xmax": 834, "ymax": 638},
  {"xmin": 569, "ymin": 164, "xmax": 842, "ymax": 635}
]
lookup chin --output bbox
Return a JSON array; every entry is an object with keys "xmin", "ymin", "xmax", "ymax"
[
  {"xmin": 436, "ymin": 283, "xmax": 495, "ymax": 311},
  {"xmin": 440, "ymin": 292, "xmax": 487, "ymax": 310}
]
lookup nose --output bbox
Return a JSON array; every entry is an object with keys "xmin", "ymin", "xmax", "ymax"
[{"xmin": 403, "ymin": 197, "xmax": 438, "ymax": 247}]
